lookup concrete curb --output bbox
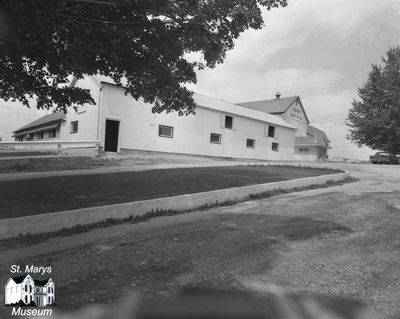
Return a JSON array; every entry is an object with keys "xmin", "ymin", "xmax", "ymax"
[{"xmin": 0, "ymin": 171, "xmax": 349, "ymax": 239}]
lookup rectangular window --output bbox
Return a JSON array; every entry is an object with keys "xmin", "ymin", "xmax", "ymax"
[
  {"xmin": 272, "ymin": 142, "xmax": 279, "ymax": 152},
  {"xmin": 158, "ymin": 125, "xmax": 173, "ymax": 138},
  {"xmin": 37, "ymin": 131, "xmax": 44, "ymax": 140},
  {"xmin": 268, "ymin": 126, "xmax": 275, "ymax": 138},
  {"xmin": 17, "ymin": 136, "xmax": 23, "ymax": 141},
  {"xmin": 224, "ymin": 116, "xmax": 233, "ymax": 129},
  {"xmin": 48, "ymin": 129, "xmax": 56, "ymax": 138},
  {"xmin": 210, "ymin": 133, "xmax": 221, "ymax": 144},
  {"xmin": 70, "ymin": 121, "xmax": 78, "ymax": 134},
  {"xmin": 246, "ymin": 139, "xmax": 255, "ymax": 148}
]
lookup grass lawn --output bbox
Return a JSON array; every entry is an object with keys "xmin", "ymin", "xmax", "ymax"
[
  {"xmin": 0, "ymin": 157, "xmax": 118, "ymax": 173},
  {"xmin": 0, "ymin": 165, "xmax": 341, "ymax": 219}
]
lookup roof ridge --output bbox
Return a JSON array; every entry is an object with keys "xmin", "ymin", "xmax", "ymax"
[{"xmin": 237, "ymin": 96, "xmax": 299, "ymax": 104}]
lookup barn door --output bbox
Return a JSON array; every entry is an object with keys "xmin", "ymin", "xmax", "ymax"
[{"xmin": 104, "ymin": 120, "xmax": 120, "ymax": 152}]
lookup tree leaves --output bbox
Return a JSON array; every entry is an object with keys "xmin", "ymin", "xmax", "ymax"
[
  {"xmin": 347, "ymin": 46, "xmax": 400, "ymax": 155},
  {"xmin": 0, "ymin": 0, "xmax": 287, "ymax": 114}
]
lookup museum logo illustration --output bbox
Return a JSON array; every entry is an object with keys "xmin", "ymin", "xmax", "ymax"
[{"xmin": 4, "ymin": 265, "xmax": 55, "ymax": 316}]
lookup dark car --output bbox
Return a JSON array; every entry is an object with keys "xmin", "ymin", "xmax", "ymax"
[{"xmin": 369, "ymin": 152, "xmax": 399, "ymax": 164}]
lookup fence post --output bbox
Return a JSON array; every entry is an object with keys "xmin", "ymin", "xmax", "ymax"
[
  {"xmin": 57, "ymin": 144, "xmax": 62, "ymax": 156},
  {"xmin": 95, "ymin": 142, "xmax": 100, "ymax": 157}
]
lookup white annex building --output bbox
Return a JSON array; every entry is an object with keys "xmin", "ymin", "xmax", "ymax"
[
  {"xmin": 4, "ymin": 274, "xmax": 55, "ymax": 307},
  {"xmin": 12, "ymin": 76, "xmax": 331, "ymax": 161}
]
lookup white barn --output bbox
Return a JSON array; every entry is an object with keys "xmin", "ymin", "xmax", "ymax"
[
  {"xmin": 4, "ymin": 274, "xmax": 55, "ymax": 307},
  {"xmin": 13, "ymin": 76, "xmax": 297, "ymax": 161},
  {"xmin": 239, "ymin": 94, "xmax": 331, "ymax": 161}
]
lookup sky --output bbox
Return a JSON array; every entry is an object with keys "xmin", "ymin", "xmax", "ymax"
[
  {"xmin": 188, "ymin": 0, "xmax": 400, "ymax": 160},
  {"xmin": 1, "ymin": 0, "xmax": 400, "ymax": 160}
]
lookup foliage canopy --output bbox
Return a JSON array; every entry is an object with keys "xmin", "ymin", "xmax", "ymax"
[
  {"xmin": 347, "ymin": 45, "xmax": 400, "ymax": 155},
  {"xmin": 0, "ymin": 0, "xmax": 287, "ymax": 114}
]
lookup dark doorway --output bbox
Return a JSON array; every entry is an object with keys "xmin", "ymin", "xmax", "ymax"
[{"xmin": 104, "ymin": 120, "xmax": 120, "ymax": 152}]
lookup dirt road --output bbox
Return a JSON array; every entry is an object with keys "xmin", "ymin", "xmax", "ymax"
[{"xmin": 1, "ymin": 163, "xmax": 399, "ymax": 318}]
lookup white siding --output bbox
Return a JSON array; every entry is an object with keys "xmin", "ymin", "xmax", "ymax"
[
  {"xmin": 294, "ymin": 146, "xmax": 319, "ymax": 161},
  {"xmin": 60, "ymin": 77, "xmax": 101, "ymax": 141},
  {"xmin": 100, "ymin": 84, "xmax": 295, "ymax": 160},
  {"xmin": 282, "ymin": 100, "xmax": 308, "ymax": 136}
]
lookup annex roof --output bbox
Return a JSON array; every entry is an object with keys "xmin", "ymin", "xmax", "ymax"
[
  {"xmin": 96, "ymin": 79, "xmax": 296, "ymax": 130},
  {"xmin": 13, "ymin": 112, "xmax": 65, "ymax": 135},
  {"xmin": 295, "ymin": 135, "xmax": 332, "ymax": 149},
  {"xmin": 307, "ymin": 125, "xmax": 331, "ymax": 143}
]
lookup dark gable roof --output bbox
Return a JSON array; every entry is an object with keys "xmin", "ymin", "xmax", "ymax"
[
  {"xmin": 237, "ymin": 96, "xmax": 310, "ymax": 124},
  {"xmin": 9, "ymin": 275, "xmax": 52, "ymax": 286},
  {"xmin": 11, "ymin": 274, "xmax": 28, "ymax": 284},
  {"xmin": 13, "ymin": 112, "xmax": 65, "ymax": 134},
  {"xmin": 34, "ymin": 278, "xmax": 51, "ymax": 286}
]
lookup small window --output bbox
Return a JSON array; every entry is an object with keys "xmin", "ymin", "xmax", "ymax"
[
  {"xmin": 246, "ymin": 139, "xmax": 255, "ymax": 148},
  {"xmin": 48, "ymin": 129, "xmax": 56, "ymax": 138},
  {"xmin": 224, "ymin": 116, "xmax": 233, "ymax": 129},
  {"xmin": 268, "ymin": 126, "xmax": 275, "ymax": 138},
  {"xmin": 159, "ymin": 125, "xmax": 173, "ymax": 138},
  {"xmin": 70, "ymin": 121, "xmax": 78, "ymax": 134},
  {"xmin": 272, "ymin": 142, "xmax": 279, "ymax": 152},
  {"xmin": 17, "ymin": 136, "xmax": 24, "ymax": 141},
  {"xmin": 37, "ymin": 131, "xmax": 44, "ymax": 140},
  {"xmin": 210, "ymin": 133, "xmax": 221, "ymax": 144}
]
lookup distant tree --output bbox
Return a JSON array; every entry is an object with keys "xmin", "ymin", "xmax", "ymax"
[
  {"xmin": 347, "ymin": 45, "xmax": 400, "ymax": 155},
  {"xmin": 0, "ymin": 0, "xmax": 287, "ymax": 115}
]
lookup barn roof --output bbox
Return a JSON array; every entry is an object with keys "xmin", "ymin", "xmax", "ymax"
[
  {"xmin": 238, "ymin": 96, "xmax": 299, "ymax": 114},
  {"xmin": 237, "ymin": 96, "xmax": 310, "ymax": 124},
  {"xmin": 97, "ymin": 80, "xmax": 296, "ymax": 130},
  {"xmin": 193, "ymin": 93, "xmax": 296, "ymax": 129}
]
